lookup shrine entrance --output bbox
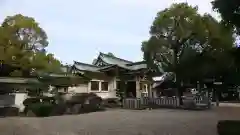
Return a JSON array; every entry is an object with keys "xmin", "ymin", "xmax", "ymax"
[{"xmin": 126, "ymin": 81, "xmax": 136, "ymax": 98}]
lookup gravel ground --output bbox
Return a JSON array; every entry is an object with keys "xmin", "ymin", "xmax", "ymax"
[{"xmin": 0, "ymin": 107, "xmax": 240, "ymax": 135}]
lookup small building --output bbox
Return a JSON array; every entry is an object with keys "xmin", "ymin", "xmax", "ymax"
[
  {"xmin": 68, "ymin": 52, "xmax": 153, "ymax": 99},
  {"xmin": 0, "ymin": 74, "xmax": 89, "ymax": 112},
  {"xmin": 0, "ymin": 77, "xmax": 46, "ymax": 111},
  {"xmin": 152, "ymin": 72, "xmax": 177, "ymax": 97}
]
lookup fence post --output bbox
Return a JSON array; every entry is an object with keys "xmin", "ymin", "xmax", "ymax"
[{"xmin": 134, "ymin": 98, "xmax": 137, "ymax": 109}]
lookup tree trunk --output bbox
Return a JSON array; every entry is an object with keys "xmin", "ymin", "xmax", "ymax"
[
  {"xmin": 176, "ymin": 77, "xmax": 183, "ymax": 105},
  {"xmin": 173, "ymin": 48, "xmax": 183, "ymax": 105}
]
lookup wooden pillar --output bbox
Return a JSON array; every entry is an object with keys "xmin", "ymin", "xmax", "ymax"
[
  {"xmin": 136, "ymin": 76, "xmax": 141, "ymax": 98},
  {"xmin": 149, "ymin": 83, "xmax": 153, "ymax": 98}
]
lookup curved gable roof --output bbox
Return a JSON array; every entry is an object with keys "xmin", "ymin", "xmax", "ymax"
[
  {"xmin": 93, "ymin": 52, "xmax": 132, "ymax": 66},
  {"xmin": 73, "ymin": 61, "xmax": 100, "ymax": 72}
]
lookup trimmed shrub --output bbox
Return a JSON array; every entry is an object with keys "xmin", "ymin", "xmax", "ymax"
[
  {"xmin": 23, "ymin": 97, "xmax": 41, "ymax": 106},
  {"xmin": 65, "ymin": 93, "xmax": 93, "ymax": 105},
  {"xmin": 50, "ymin": 103, "xmax": 67, "ymax": 116},
  {"xmin": 103, "ymin": 98, "xmax": 121, "ymax": 108},
  {"xmin": 79, "ymin": 97, "xmax": 104, "ymax": 113},
  {"xmin": 63, "ymin": 93, "xmax": 104, "ymax": 114},
  {"xmin": 27, "ymin": 103, "xmax": 54, "ymax": 117},
  {"xmin": 217, "ymin": 120, "xmax": 240, "ymax": 135},
  {"xmin": 23, "ymin": 96, "xmax": 59, "ymax": 117},
  {"xmin": 80, "ymin": 103, "xmax": 104, "ymax": 113}
]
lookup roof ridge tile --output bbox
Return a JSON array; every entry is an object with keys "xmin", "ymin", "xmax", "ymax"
[{"xmin": 100, "ymin": 52, "xmax": 133, "ymax": 63}]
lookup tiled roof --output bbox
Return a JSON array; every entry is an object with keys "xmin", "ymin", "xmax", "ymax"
[
  {"xmin": 127, "ymin": 62, "xmax": 147, "ymax": 70},
  {"xmin": 152, "ymin": 72, "xmax": 175, "ymax": 88},
  {"xmin": 73, "ymin": 61, "xmax": 100, "ymax": 72},
  {"xmin": 98, "ymin": 52, "xmax": 132, "ymax": 67},
  {"xmin": 73, "ymin": 52, "xmax": 148, "ymax": 72},
  {"xmin": 99, "ymin": 52, "xmax": 133, "ymax": 64},
  {"xmin": 0, "ymin": 77, "xmax": 41, "ymax": 84},
  {"xmin": 99, "ymin": 53, "xmax": 147, "ymax": 70}
]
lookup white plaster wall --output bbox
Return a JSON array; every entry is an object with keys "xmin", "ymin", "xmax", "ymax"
[
  {"xmin": 68, "ymin": 84, "xmax": 88, "ymax": 93},
  {"xmin": 93, "ymin": 77, "xmax": 117, "ymax": 99},
  {"xmin": 68, "ymin": 77, "xmax": 117, "ymax": 99},
  {"xmin": 94, "ymin": 91, "xmax": 117, "ymax": 99},
  {"xmin": 14, "ymin": 93, "xmax": 28, "ymax": 112}
]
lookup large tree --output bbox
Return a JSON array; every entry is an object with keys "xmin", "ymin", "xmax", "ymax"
[
  {"xmin": 142, "ymin": 3, "xmax": 234, "ymax": 103},
  {"xmin": 0, "ymin": 14, "xmax": 62, "ymax": 77},
  {"xmin": 212, "ymin": 0, "xmax": 240, "ymax": 86},
  {"xmin": 212, "ymin": 0, "xmax": 240, "ymax": 33}
]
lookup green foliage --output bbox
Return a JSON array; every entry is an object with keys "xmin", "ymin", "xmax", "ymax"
[
  {"xmin": 1, "ymin": 14, "xmax": 48, "ymax": 51},
  {"xmin": 217, "ymin": 120, "xmax": 240, "ymax": 135},
  {"xmin": 10, "ymin": 70, "xmax": 23, "ymax": 77},
  {"xmin": 28, "ymin": 103, "xmax": 54, "ymax": 117},
  {"xmin": 212, "ymin": 0, "xmax": 240, "ymax": 33},
  {"xmin": 103, "ymin": 98, "xmax": 121, "ymax": 108},
  {"xmin": 63, "ymin": 93, "xmax": 104, "ymax": 114},
  {"xmin": 0, "ymin": 14, "xmax": 62, "ymax": 76},
  {"xmin": 142, "ymin": 2, "xmax": 234, "ymax": 81}
]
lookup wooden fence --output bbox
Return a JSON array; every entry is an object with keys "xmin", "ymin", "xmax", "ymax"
[
  {"xmin": 122, "ymin": 97, "xmax": 180, "ymax": 109},
  {"xmin": 122, "ymin": 96, "xmax": 210, "ymax": 110}
]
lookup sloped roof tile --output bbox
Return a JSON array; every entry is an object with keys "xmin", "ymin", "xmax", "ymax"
[
  {"xmin": 73, "ymin": 61, "xmax": 100, "ymax": 72},
  {"xmin": 73, "ymin": 52, "xmax": 149, "ymax": 72}
]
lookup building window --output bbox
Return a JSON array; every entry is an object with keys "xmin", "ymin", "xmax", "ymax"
[
  {"xmin": 64, "ymin": 88, "xmax": 68, "ymax": 93},
  {"xmin": 90, "ymin": 81, "xmax": 99, "ymax": 91},
  {"xmin": 101, "ymin": 82, "xmax": 108, "ymax": 91},
  {"xmin": 140, "ymin": 83, "xmax": 143, "ymax": 91}
]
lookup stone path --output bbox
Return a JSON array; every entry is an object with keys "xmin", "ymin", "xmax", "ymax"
[{"xmin": 0, "ymin": 107, "xmax": 239, "ymax": 135}]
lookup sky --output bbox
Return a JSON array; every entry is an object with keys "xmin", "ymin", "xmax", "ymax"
[{"xmin": 0, "ymin": 0, "xmax": 218, "ymax": 65}]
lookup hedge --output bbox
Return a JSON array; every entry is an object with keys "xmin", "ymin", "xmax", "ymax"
[
  {"xmin": 103, "ymin": 98, "xmax": 121, "ymax": 108},
  {"xmin": 217, "ymin": 120, "xmax": 240, "ymax": 135},
  {"xmin": 27, "ymin": 103, "xmax": 55, "ymax": 117}
]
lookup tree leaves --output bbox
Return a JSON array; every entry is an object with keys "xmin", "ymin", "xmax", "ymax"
[
  {"xmin": 212, "ymin": 0, "xmax": 240, "ymax": 33},
  {"xmin": 1, "ymin": 14, "xmax": 48, "ymax": 52},
  {"xmin": 0, "ymin": 14, "xmax": 62, "ymax": 77},
  {"xmin": 142, "ymin": 2, "xmax": 234, "ymax": 81}
]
